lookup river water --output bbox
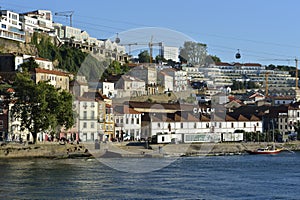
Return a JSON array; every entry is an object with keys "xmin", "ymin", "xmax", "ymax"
[{"xmin": 0, "ymin": 151, "xmax": 300, "ymax": 199}]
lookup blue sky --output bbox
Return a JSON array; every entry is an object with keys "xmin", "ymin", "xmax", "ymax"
[{"xmin": 1, "ymin": 0, "xmax": 300, "ymax": 66}]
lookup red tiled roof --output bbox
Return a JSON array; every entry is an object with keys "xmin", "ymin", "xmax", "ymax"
[{"xmin": 35, "ymin": 68, "xmax": 68, "ymax": 76}]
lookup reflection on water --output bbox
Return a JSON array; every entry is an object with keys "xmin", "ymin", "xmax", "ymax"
[{"xmin": 0, "ymin": 152, "xmax": 300, "ymax": 199}]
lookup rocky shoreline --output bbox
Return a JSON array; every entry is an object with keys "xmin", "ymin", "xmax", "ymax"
[{"xmin": 0, "ymin": 141, "xmax": 299, "ymax": 159}]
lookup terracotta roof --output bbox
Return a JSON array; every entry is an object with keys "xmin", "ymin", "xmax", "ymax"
[
  {"xmin": 6, "ymin": 88, "xmax": 15, "ymax": 93},
  {"xmin": 35, "ymin": 68, "xmax": 68, "ymax": 76},
  {"xmin": 35, "ymin": 57, "xmax": 51, "ymax": 62}
]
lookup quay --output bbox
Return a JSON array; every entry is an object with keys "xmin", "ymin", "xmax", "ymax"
[{"xmin": 1, "ymin": 141, "xmax": 300, "ymax": 159}]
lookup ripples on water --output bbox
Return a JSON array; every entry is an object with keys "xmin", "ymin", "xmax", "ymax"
[{"xmin": 0, "ymin": 152, "xmax": 300, "ymax": 199}]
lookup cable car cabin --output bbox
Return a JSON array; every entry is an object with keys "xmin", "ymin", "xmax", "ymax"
[{"xmin": 235, "ymin": 49, "xmax": 241, "ymax": 59}]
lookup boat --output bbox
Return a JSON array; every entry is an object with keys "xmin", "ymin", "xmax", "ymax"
[
  {"xmin": 246, "ymin": 146, "xmax": 282, "ymax": 155},
  {"xmin": 246, "ymin": 119, "xmax": 282, "ymax": 155}
]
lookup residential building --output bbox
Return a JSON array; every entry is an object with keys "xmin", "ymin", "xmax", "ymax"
[
  {"xmin": 0, "ymin": 53, "xmax": 28, "ymax": 72},
  {"xmin": 129, "ymin": 65, "xmax": 157, "ymax": 95},
  {"xmin": 115, "ymin": 75, "xmax": 146, "ymax": 97},
  {"xmin": 157, "ymin": 71, "xmax": 173, "ymax": 92},
  {"xmin": 69, "ymin": 75, "xmax": 89, "ymax": 97},
  {"xmin": 21, "ymin": 10, "xmax": 54, "ymax": 33},
  {"xmin": 114, "ymin": 105, "xmax": 142, "ymax": 141},
  {"xmin": 34, "ymin": 68, "xmax": 70, "ymax": 91},
  {"xmin": 74, "ymin": 97, "xmax": 98, "ymax": 142},
  {"xmin": 278, "ymin": 102, "xmax": 300, "ymax": 141},
  {"xmin": 0, "ymin": 10, "xmax": 25, "ymax": 42},
  {"xmin": 160, "ymin": 68, "xmax": 188, "ymax": 92},
  {"xmin": 162, "ymin": 46, "xmax": 179, "ymax": 62},
  {"xmin": 33, "ymin": 57, "xmax": 54, "ymax": 70}
]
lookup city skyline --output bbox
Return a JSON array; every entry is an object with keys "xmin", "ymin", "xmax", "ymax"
[{"xmin": 1, "ymin": 0, "xmax": 300, "ymax": 66}]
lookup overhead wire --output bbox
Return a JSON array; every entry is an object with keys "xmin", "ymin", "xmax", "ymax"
[{"xmin": 1, "ymin": 1, "xmax": 299, "ymax": 63}]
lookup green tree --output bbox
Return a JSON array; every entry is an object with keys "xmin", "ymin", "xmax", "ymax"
[
  {"xmin": 210, "ymin": 55, "xmax": 221, "ymax": 63},
  {"xmin": 12, "ymin": 72, "xmax": 74, "ymax": 143},
  {"xmin": 19, "ymin": 57, "xmax": 39, "ymax": 72},
  {"xmin": 179, "ymin": 41, "xmax": 207, "ymax": 65},
  {"xmin": 138, "ymin": 50, "xmax": 150, "ymax": 63}
]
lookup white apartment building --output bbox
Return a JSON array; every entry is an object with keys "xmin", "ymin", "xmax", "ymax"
[
  {"xmin": 0, "ymin": 10, "xmax": 25, "ymax": 42},
  {"xmin": 33, "ymin": 57, "xmax": 54, "ymax": 70},
  {"xmin": 162, "ymin": 46, "xmax": 179, "ymax": 62},
  {"xmin": 160, "ymin": 68, "xmax": 188, "ymax": 92},
  {"xmin": 74, "ymin": 97, "xmax": 99, "ymax": 142},
  {"xmin": 21, "ymin": 10, "xmax": 54, "ymax": 33},
  {"xmin": 114, "ymin": 105, "xmax": 142, "ymax": 141}
]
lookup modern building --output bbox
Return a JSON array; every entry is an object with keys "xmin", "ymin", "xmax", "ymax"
[
  {"xmin": 0, "ymin": 10, "xmax": 25, "ymax": 42},
  {"xmin": 162, "ymin": 46, "xmax": 179, "ymax": 62},
  {"xmin": 21, "ymin": 10, "xmax": 54, "ymax": 33}
]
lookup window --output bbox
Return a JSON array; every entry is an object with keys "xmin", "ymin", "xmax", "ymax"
[
  {"xmin": 158, "ymin": 123, "xmax": 161, "ymax": 128},
  {"xmin": 131, "ymin": 118, "xmax": 134, "ymax": 124},
  {"xmin": 219, "ymin": 123, "xmax": 222, "ymax": 128},
  {"xmin": 126, "ymin": 118, "xmax": 129, "ymax": 124},
  {"xmin": 244, "ymin": 122, "xmax": 246, "ymax": 128},
  {"xmin": 162, "ymin": 136, "xmax": 164, "ymax": 142},
  {"xmin": 116, "ymin": 118, "xmax": 119, "ymax": 124},
  {"xmin": 0, "ymin": 120, "xmax": 3, "ymax": 128},
  {"xmin": 181, "ymin": 123, "xmax": 183, "ymax": 128},
  {"xmin": 91, "ymin": 122, "xmax": 95, "ymax": 129},
  {"xmin": 91, "ymin": 111, "xmax": 95, "ymax": 119},
  {"xmin": 83, "ymin": 111, "xmax": 87, "ymax": 119},
  {"xmin": 1, "ymin": 24, "xmax": 6, "ymax": 29},
  {"xmin": 231, "ymin": 123, "xmax": 234, "ymax": 128},
  {"xmin": 120, "ymin": 118, "xmax": 123, "ymax": 124},
  {"xmin": 136, "ymin": 118, "xmax": 139, "ymax": 124},
  {"xmin": 83, "ymin": 122, "xmax": 87, "ymax": 128},
  {"xmin": 194, "ymin": 123, "xmax": 197, "ymax": 129}
]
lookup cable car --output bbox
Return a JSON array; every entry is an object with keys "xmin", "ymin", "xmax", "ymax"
[{"xmin": 235, "ymin": 49, "xmax": 241, "ymax": 59}]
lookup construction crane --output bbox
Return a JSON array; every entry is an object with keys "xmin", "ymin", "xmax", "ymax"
[
  {"xmin": 55, "ymin": 11, "xmax": 74, "ymax": 27},
  {"xmin": 120, "ymin": 43, "xmax": 138, "ymax": 55},
  {"xmin": 149, "ymin": 36, "xmax": 163, "ymax": 63},
  {"xmin": 120, "ymin": 38, "xmax": 163, "ymax": 62}
]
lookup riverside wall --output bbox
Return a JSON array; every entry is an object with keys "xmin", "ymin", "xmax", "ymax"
[{"xmin": 1, "ymin": 141, "xmax": 300, "ymax": 159}]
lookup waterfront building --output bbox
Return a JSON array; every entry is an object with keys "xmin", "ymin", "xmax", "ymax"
[
  {"xmin": 114, "ymin": 105, "xmax": 142, "ymax": 141},
  {"xmin": 278, "ymin": 102, "xmax": 300, "ymax": 141},
  {"xmin": 74, "ymin": 97, "xmax": 98, "ymax": 142},
  {"xmin": 0, "ymin": 10, "xmax": 25, "ymax": 43}
]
